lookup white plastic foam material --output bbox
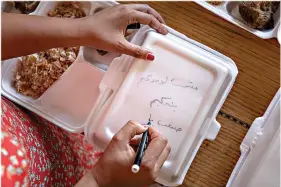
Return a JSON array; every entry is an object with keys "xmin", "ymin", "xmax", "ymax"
[
  {"xmin": 1, "ymin": 2, "xmax": 238, "ymax": 186},
  {"xmin": 227, "ymin": 89, "xmax": 280, "ymax": 187},
  {"xmin": 196, "ymin": 1, "xmax": 281, "ymax": 40},
  {"xmin": 85, "ymin": 26, "xmax": 238, "ymax": 186},
  {"xmin": 1, "ymin": 2, "xmax": 109, "ymax": 133},
  {"xmin": 91, "ymin": 31, "xmax": 224, "ymax": 169}
]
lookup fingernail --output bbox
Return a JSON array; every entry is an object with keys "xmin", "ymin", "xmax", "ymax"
[
  {"xmin": 146, "ymin": 53, "xmax": 155, "ymax": 61},
  {"xmin": 163, "ymin": 28, "xmax": 168, "ymax": 35}
]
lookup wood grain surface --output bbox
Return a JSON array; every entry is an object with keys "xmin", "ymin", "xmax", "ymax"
[
  {"xmin": 183, "ymin": 115, "xmax": 248, "ymax": 187},
  {"xmin": 121, "ymin": 2, "xmax": 280, "ymax": 187}
]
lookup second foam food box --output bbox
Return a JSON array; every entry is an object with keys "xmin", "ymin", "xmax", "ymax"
[
  {"xmin": 227, "ymin": 89, "xmax": 280, "ymax": 187},
  {"xmin": 1, "ymin": 2, "xmax": 238, "ymax": 186}
]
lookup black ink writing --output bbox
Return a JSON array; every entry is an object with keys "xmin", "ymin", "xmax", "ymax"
[
  {"xmin": 171, "ymin": 78, "xmax": 198, "ymax": 90},
  {"xmin": 157, "ymin": 120, "xmax": 182, "ymax": 132},
  {"xmin": 150, "ymin": 97, "xmax": 177, "ymax": 108},
  {"xmin": 138, "ymin": 75, "xmax": 168, "ymax": 87},
  {"xmin": 137, "ymin": 74, "xmax": 199, "ymax": 91}
]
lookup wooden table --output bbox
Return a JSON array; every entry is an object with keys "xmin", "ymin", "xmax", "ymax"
[{"xmin": 123, "ymin": 2, "xmax": 280, "ymax": 187}]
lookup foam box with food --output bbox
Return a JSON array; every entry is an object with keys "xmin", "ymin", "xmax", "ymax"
[
  {"xmin": 2, "ymin": 1, "xmax": 238, "ymax": 186},
  {"xmin": 196, "ymin": 1, "xmax": 280, "ymax": 39},
  {"xmin": 2, "ymin": 0, "xmax": 130, "ymax": 131}
]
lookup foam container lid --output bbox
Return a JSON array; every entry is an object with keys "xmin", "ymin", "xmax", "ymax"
[
  {"xmin": 227, "ymin": 88, "xmax": 280, "ymax": 187},
  {"xmin": 1, "ymin": 1, "xmax": 238, "ymax": 186},
  {"xmin": 82, "ymin": 25, "xmax": 238, "ymax": 186}
]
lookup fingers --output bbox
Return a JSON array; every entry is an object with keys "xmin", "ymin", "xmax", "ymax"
[
  {"xmin": 129, "ymin": 11, "xmax": 168, "ymax": 35},
  {"xmin": 113, "ymin": 38, "xmax": 154, "ymax": 61},
  {"xmin": 129, "ymin": 135, "xmax": 142, "ymax": 152},
  {"xmin": 129, "ymin": 135, "xmax": 142, "ymax": 145},
  {"xmin": 155, "ymin": 144, "xmax": 171, "ymax": 171},
  {"xmin": 126, "ymin": 4, "xmax": 166, "ymax": 24},
  {"xmin": 116, "ymin": 39, "xmax": 154, "ymax": 60},
  {"xmin": 93, "ymin": 7, "xmax": 104, "ymax": 13},
  {"xmin": 143, "ymin": 127, "xmax": 168, "ymax": 160},
  {"xmin": 125, "ymin": 29, "xmax": 136, "ymax": 37},
  {"xmin": 112, "ymin": 120, "xmax": 147, "ymax": 145}
]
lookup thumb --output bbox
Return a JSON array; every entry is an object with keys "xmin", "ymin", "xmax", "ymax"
[{"xmin": 119, "ymin": 39, "xmax": 155, "ymax": 61}]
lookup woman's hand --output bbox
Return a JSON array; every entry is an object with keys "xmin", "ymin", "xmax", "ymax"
[
  {"xmin": 79, "ymin": 4, "xmax": 168, "ymax": 61},
  {"xmin": 2, "ymin": 4, "xmax": 167, "ymax": 60},
  {"xmin": 91, "ymin": 121, "xmax": 171, "ymax": 187}
]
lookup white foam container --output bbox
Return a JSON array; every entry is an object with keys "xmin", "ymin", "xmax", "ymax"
[
  {"xmin": 227, "ymin": 88, "xmax": 280, "ymax": 187},
  {"xmin": 1, "ymin": 1, "xmax": 118, "ymax": 133},
  {"xmin": 196, "ymin": 1, "xmax": 281, "ymax": 39},
  {"xmin": 84, "ymin": 26, "xmax": 239, "ymax": 186},
  {"xmin": 1, "ymin": 1, "xmax": 238, "ymax": 186}
]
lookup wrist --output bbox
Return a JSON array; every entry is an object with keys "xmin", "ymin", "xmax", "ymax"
[
  {"xmin": 91, "ymin": 164, "xmax": 105, "ymax": 187},
  {"xmin": 64, "ymin": 18, "xmax": 88, "ymax": 47},
  {"xmin": 73, "ymin": 17, "xmax": 96, "ymax": 47},
  {"xmin": 75, "ymin": 171, "xmax": 99, "ymax": 187}
]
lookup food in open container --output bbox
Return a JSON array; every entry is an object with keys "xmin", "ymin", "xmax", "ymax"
[
  {"xmin": 14, "ymin": 1, "xmax": 40, "ymax": 14},
  {"xmin": 196, "ymin": 1, "xmax": 280, "ymax": 39},
  {"xmin": 14, "ymin": 47, "xmax": 79, "ymax": 98},
  {"xmin": 239, "ymin": 1, "xmax": 280, "ymax": 30},
  {"xmin": 2, "ymin": 2, "xmax": 239, "ymax": 186},
  {"xmin": 207, "ymin": 1, "xmax": 224, "ymax": 6},
  {"xmin": 47, "ymin": 2, "xmax": 86, "ymax": 18},
  {"xmin": 13, "ymin": 2, "xmax": 85, "ymax": 98},
  {"xmin": 1, "ymin": 1, "xmax": 39, "ymax": 14}
]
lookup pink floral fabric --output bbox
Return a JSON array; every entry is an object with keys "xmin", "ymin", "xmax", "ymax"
[{"xmin": 1, "ymin": 96, "xmax": 103, "ymax": 187}]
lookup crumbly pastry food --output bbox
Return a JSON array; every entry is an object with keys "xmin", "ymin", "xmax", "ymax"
[
  {"xmin": 48, "ymin": 2, "xmax": 86, "ymax": 18},
  {"xmin": 14, "ymin": 2, "xmax": 85, "ymax": 98},
  {"xmin": 239, "ymin": 1, "xmax": 280, "ymax": 30},
  {"xmin": 14, "ymin": 47, "xmax": 79, "ymax": 98},
  {"xmin": 207, "ymin": 1, "xmax": 224, "ymax": 6},
  {"xmin": 14, "ymin": 1, "xmax": 40, "ymax": 14}
]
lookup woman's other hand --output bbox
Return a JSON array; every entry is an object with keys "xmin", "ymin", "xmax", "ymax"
[
  {"xmin": 79, "ymin": 4, "xmax": 168, "ymax": 61},
  {"xmin": 91, "ymin": 121, "xmax": 171, "ymax": 187}
]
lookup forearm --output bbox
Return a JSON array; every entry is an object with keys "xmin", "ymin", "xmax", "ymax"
[
  {"xmin": 2, "ymin": 13, "xmax": 86, "ymax": 60},
  {"xmin": 75, "ymin": 171, "xmax": 99, "ymax": 187}
]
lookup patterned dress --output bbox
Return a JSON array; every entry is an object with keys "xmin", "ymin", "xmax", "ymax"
[{"xmin": 1, "ymin": 97, "xmax": 103, "ymax": 187}]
